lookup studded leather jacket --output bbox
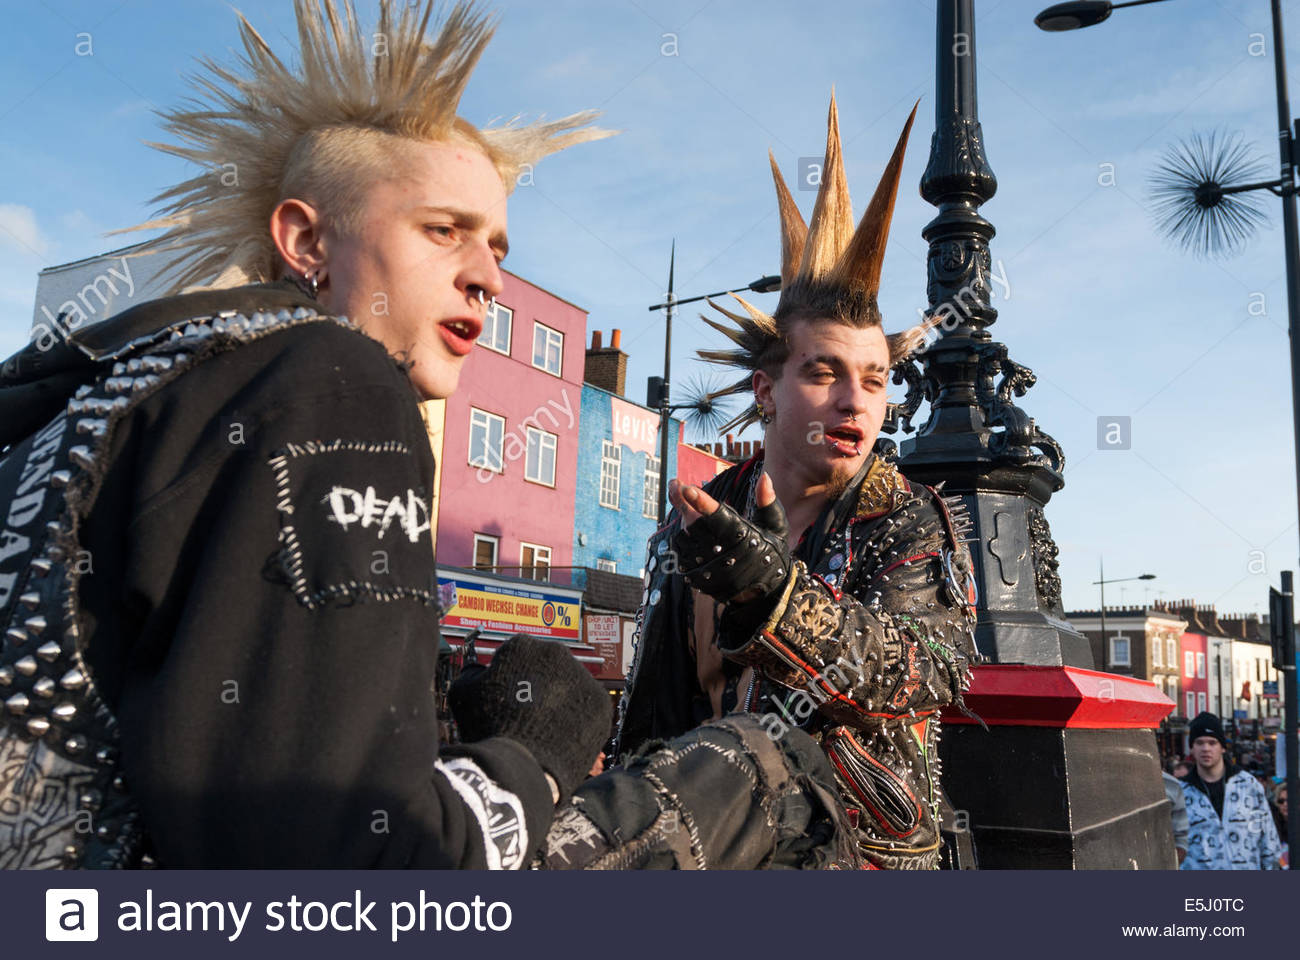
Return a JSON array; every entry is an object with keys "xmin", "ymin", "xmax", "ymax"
[
  {"xmin": 618, "ymin": 454, "xmax": 979, "ymax": 869},
  {"xmin": 0, "ymin": 282, "xmax": 561, "ymax": 869}
]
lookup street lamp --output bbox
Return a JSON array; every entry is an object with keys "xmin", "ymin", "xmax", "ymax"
[
  {"xmin": 1034, "ymin": 0, "xmax": 1171, "ymax": 32},
  {"xmin": 646, "ymin": 241, "xmax": 780, "ymax": 524},
  {"xmin": 1092, "ymin": 561, "xmax": 1156, "ymax": 655}
]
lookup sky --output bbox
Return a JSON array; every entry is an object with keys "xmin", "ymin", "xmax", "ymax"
[{"xmin": 0, "ymin": 0, "xmax": 1296, "ymax": 617}]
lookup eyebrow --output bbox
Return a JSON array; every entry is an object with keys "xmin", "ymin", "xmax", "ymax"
[
  {"xmin": 417, "ymin": 205, "xmax": 510, "ymax": 259},
  {"xmin": 800, "ymin": 354, "xmax": 889, "ymax": 375}
]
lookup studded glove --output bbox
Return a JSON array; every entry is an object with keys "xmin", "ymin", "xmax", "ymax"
[{"xmin": 671, "ymin": 497, "xmax": 790, "ymax": 605}]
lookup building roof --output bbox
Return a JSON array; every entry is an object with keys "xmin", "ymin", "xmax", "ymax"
[{"xmin": 582, "ymin": 567, "xmax": 643, "ymax": 613}]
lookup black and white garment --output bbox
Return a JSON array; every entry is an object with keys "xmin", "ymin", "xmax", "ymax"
[
  {"xmin": 0, "ymin": 282, "xmax": 551, "ymax": 868},
  {"xmin": 1180, "ymin": 768, "xmax": 1283, "ymax": 870}
]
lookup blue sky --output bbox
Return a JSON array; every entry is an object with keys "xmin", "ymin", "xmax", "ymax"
[{"xmin": 0, "ymin": 0, "xmax": 1296, "ymax": 616}]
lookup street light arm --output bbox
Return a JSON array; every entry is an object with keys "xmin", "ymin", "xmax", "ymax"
[{"xmin": 648, "ymin": 275, "xmax": 780, "ymax": 312}]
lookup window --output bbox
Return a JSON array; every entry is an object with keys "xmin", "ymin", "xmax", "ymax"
[
  {"xmin": 1184, "ymin": 650, "xmax": 1195, "ymax": 678},
  {"xmin": 596, "ymin": 558, "xmax": 617, "ymax": 573},
  {"xmin": 643, "ymin": 455, "xmax": 661, "ymax": 519},
  {"xmin": 473, "ymin": 534, "xmax": 498, "ymax": 570},
  {"xmin": 600, "ymin": 441, "xmax": 621, "ymax": 509},
  {"xmin": 477, "ymin": 300, "xmax": 512, "ymax": 354},
  {"xmin": 1166, "ymin": 637, "xmax": 1176, "ymax": 668},
  {"xmin": 520, "ymin": 542, "xmax": 551, "ymax": 582},
  {"xmin": 1196, "ymin": 651, "xmax": 1205, "ymax": 679},
  {"xmin": 469, "ymin": 408, "xmax": 505, "ymax": 472},
  {"xmin": 1197, "ymin": 691, "xmax": 1207, "ymax": 713},
  {"xmin": 532, "ymin": 322, "xmax": 563, "ymax": 376},
  {"xmin": 1110, "ymin": 635, "xmax": 1130, "ymax": 667},
  {"xmin": 1185, "ymin": 692, "xmax": 1195, "ymax": 718},
  {"xmin": 524, "ymin": 426, "xmax": 557, "ymax": 486},
  {"xmin": 1152, "ymin": 639, "xmax": 1162, "ymax": 668}
]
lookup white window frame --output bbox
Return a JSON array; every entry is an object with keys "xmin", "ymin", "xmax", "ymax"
[
  {"xmin": 468, "ymin": 408, "xmax": 505, "ymax": 473},
  {"xmin": 1185, "ymin": 692, "xmax": 1196, "ymax": 718},
  {"xmin": 643, "ymin": 455, "xmax": 661, "ymax": 520},
  {"xmin": 472, "ymin": 533, "xmax": 499, "ymax": 570},
  {"xmin": 600, "ymin": 440, "xmax": 621, "ymax": 509},
  {"xmin": 477, "ymin": 300, "xmax": 513, "ymax": 355},
  {"xmin": 532, "ymin": 322, "xmax": 564, "ymax": 377},
  {"xmin": 520, "ymin": 542, "xmax": 552, "ymax": 582},
  {"xmin": 1195, "ymin": 651, "xmax": 1205, "ymax": 679},
  {"xmin": 524, "ymin": 426, "xmax": 557, "ymax": 487},
  {"xmin": 1184, "ymin": 650, "xmax": 1195, "ymax": 678},
  {"xmin": 1197, "ymin": 691, "xmax": 1207, "ymax": 713},
  {"xmin": 1110, "ymin": 635, "xmax": 1130, "ymax": 667},
  {"xmin": 1152, "ymin": 639, "xmax": 1162, "ymax": 668},
  {"xmin": 1166, "ymin": 637, "xmax": 1177, "ymax": 667},
  {"xmin": 595, "ymin": 558, "xmax": 617, "ymax": 573}
]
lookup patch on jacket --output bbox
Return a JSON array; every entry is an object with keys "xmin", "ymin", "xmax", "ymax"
[
  {"xmin": 267, "ymin": 439, "xmax": 436, "ymax": 610},
  {"xmin": 854, "ymin": 458, "xmax": 911, "ymax": 519}
]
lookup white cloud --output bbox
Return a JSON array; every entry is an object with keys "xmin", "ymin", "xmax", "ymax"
[{"xmin": 0, "ymin": 203, "xmax": 52, "ymax": 258}]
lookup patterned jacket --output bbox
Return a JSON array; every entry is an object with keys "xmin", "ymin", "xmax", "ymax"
[
  {"xmin": 1180, "ymin": 769, "xmax": 1283, "ymax": 870},
  {"xmin": 618, "ymin": 454, "xmax": 979, "ymax": 869}
]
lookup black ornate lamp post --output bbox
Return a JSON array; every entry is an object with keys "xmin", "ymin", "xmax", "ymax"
[
  {"xmin": 647, "ymin": 245, "xmax": 779, "ymax": 524},
  {"xmin": 890, "ymin": 0, "xmax": 1174, "ymax": 868}
]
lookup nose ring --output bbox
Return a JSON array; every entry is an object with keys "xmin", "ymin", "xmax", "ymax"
[{"xmin": 477, "ymin": 289, "xmax": 486, "ymax": 305}]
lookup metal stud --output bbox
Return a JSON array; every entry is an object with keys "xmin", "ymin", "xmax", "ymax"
[
  {"xmin": 79, "ymin": 790, "xmax": 101, "ymax": 810},
  {"xmin": 52, "ymin": 702, "xmax": 76, "ymax": 721},
  {"xmin": 26, "ymin": 717, "xmax": 50, "ymax": 736},
  {"xmin": 76, "ymin": 418, "xmax": 107, "ymax": 438},
  {"xmin": 49, "ymin": 470, "xmax": 71, "ymax": 489},
  {"xmin": 19, "ymin": 592, "xmax": 40, "ymax": 610},
  {"xmin": 25, "ymin": 616, "xmax": 47, "ymax": 636},
  {"xmin": 5, "ymin": 627, "xmax": 26, "ymax": 645},
  {"xmin": 33, "ymin": 677, "xmax": 54, "ymax": 698},
  {"xmin": 15, "ymin": 656, "xmax": 37, "ymax": 676},
  {"xmin": 36, "ymin": 640, "xmax": 59, "ymax": 660},
  {"xmin": 0, "ymin": 666, "xmax": 12, "ymax": 686},
  {"xmin": 59, "ymin": 668, "xmax": 86, "ymax": 691},
  {"xmin": 69, "ymin": 446, "xmax": 94, "ymax": 469},
  {"xmin": 29, "ymin": 557, "xmax": 52, "ymax": 576},
  {"xmin": 75, "ymin": 384, "xmax": 95, "ymax": 398},
  {"xmin": 6, "ymin": 693, "xmax": 30, "ymax": 714},
  {"xmin": 65, "ymin": 735, "xmax": 86, "ymax": 754}
]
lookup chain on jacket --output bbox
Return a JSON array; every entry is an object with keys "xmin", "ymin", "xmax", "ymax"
[{"xmin": 618, "ymin": 455, "xmax": 979, "ymax": 869}]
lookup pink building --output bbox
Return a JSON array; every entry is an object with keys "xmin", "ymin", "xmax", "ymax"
[
  {"xmin": 1179, "ymin": 630, "xmax": 1209, "ymax": 722},
  {"xmin": 436, "ymin": 269, "xmax": 587, "ymax": 584}
]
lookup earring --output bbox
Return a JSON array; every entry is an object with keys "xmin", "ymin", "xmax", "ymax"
[
  {"xmin": 301, "ymin": 271, "xmax": 319, "ymax": 299},
  {"xmin": 757, "ymin": 401, "xmax": 773, "ymax": 425}
]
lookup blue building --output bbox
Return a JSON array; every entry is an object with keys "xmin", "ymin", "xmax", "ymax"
[{"xmin": 573, "ymin": 331, "xmax": 680, "ymax": 582}]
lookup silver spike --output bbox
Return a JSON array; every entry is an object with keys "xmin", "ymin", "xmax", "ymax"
[
  {"xmin": 59, "ymin": 668, "xmax": 87, "ymax": 691},
  {"xmin": 50, "ymin": 470, "xmax": 71, "ymax": 489},
  {"xmin": 0, "ymin": 666, "xmax": 12, "ymax": 686},
  {"xmin": 292, "ymin": 306, "xmax": 314, "ymax": 319},
  {"xmin": 76, "ymin": 419, "xmax": 107, "ymax": 438},
  {"xmin": 66, "ymin": 398, "xmax": 88, "ymax": 415},
  {"xmin": 183, "ymin": 323, "xmax": 199, "ymax": 338},
  {"xmin": 69, "ymin": 446, "xmax": 94, "ymax": 469},
  {"xmin": 26, "ymin": 717, "xmax": 50, "ymax": 736},
  {"xmin": 217, "ymin": 308, "xmax": 240, "ymax": 318},
  {"xmin": 6, "ymin": 627, "xmax": 26, "ymax": 645},
  {"xmin": 19, "ymin": 592, "xmax": 40, "ymax": 610},
  {"xmin": 126, "ymin": 357, "xmax": 142, "ymax": 373},
  {"xmin": 51, "ymin": 702, "xmax": 75, "ymax": 721},
  {"xmin": 33, "ymin": 677, "xmax": 54, "ymax": 698},
  {"xmin": 65, "ymin": 735, "xmax": 86, "ymax": 754},
  {"xmin": 36, "ymin": 640, "xmax": 59, "ymax": 661},
  {"xmin": 211, "ymin": 318, "xmax": 228, "ymax": 333},
  {"xmin": 75, "ymin": 384, "xmax": 95, "ymax": 398},
  {"xmin": 15, "ymin": 656, "xmax": 37, "ymax": 676},
  {"xmin": 6, "ymin": 693, "xmax": 29, "ymax": 714}
]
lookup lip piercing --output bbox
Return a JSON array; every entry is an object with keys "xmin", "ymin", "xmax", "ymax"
[{"xmin": 477, "ymin": 289, "xmax": 486, "ymax": 305}]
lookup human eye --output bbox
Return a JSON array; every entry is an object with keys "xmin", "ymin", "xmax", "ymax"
[{"xmin": 425, "ymin": 224, "xmax": 457, "ymax": 241}]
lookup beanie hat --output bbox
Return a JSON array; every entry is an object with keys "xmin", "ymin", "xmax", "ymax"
[
  {"xmin": 448, "ymin": 633, "xmax": 612, "ymax": 801},
  {"xmin": 1188, "ymin": 711, "xmax": 1227, "ymax": 747}
]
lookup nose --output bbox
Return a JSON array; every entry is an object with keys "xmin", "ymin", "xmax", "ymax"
[
  {"xmin": 836, "ymin": 378, "xmax": 870, "ymax": 418},
  {"xmin": 460, "ymin": 240, "xmax": 504, "ymax": 307}
]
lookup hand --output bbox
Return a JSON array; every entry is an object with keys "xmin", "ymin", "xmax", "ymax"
[{"xmin": 669, "ymin": 473, "xmax": 790, "ymax": 605}]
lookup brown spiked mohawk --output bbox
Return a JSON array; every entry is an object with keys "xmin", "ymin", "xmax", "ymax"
[
  {"xmin": 119, "ymin": 0, "xmax": 612, "ymax": 293},
  {"xmin": 700, "ymin": 94, "xmax": 935, "ymax": 434}
]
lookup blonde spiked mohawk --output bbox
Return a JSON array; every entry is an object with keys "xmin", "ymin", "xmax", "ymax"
[
  {"xmin": 699, "ymin": 95, "xmax": 935, "ymax": 434},
  {"xmin": 122, "ymin": 0, "xmax": 611, "ymax": 293}
]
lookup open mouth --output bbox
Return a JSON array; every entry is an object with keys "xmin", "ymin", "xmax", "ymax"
[
  {"xmin": 824, "ymin": 423, "xmax": 866, "ymax": 457},
  {"xmin": 438, "ymin": 317, "xmax": 483, "ymax": 357}
]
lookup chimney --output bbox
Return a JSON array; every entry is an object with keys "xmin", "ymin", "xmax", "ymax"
[{"xmin": 584, "ymin": 328, "xmax": 628, "ymax": 396}]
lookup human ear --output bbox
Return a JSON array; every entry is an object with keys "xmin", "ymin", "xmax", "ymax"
[{"xmin": 269, "ymin": 198, "xmax": 328, "ymax": 284}]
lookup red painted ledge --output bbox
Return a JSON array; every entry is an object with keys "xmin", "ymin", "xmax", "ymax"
[{"xmin": 940, "ymin": 664, "xmax": 1175, "ymax": 729}]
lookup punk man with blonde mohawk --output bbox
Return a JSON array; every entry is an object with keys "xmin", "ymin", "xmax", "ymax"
[
  {"xmin": 0, "ymin": 1, "xmax": 853, "ymax": 870},
  {"xmin": 618, "ymin": 96, "xmax": 980, "ymax": 870}
]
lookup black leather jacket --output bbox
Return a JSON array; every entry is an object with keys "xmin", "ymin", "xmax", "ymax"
[{"xmin": 618, "ymin": 453, "xmax": 979, "ymax": 869}]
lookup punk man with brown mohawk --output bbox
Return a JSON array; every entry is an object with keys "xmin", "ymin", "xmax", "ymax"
[
  {"xmin": 618, "ymin": 96, "xmax": 980, "ymax": 870},
  {"xmin": 0, "ymin": 1, "xmax": 854, "ymax": 870}
]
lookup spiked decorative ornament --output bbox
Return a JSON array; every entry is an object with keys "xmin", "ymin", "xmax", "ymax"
[
  {"xmin": 699, "ymin": 95, "xmax": 936, "ymax": 433},
  {"xmin": 1149, "ymin": 131, "xmax": 1271, "ymax": 259}
]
